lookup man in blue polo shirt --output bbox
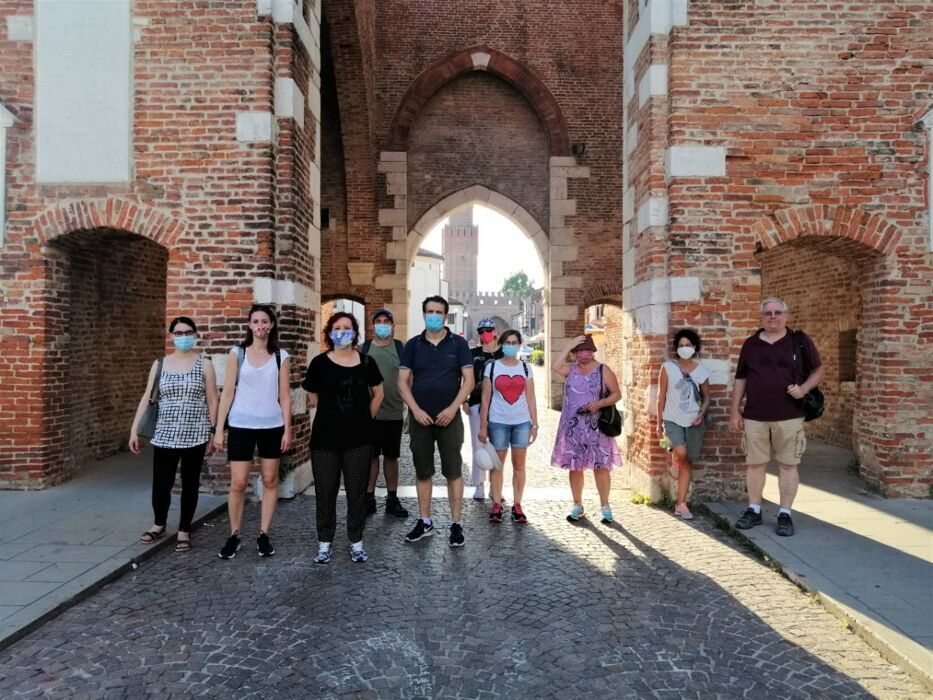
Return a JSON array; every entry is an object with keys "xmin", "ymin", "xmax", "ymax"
[{"xmin": 397, "ymin": 295, "xmax": 474, "ymax": 547}]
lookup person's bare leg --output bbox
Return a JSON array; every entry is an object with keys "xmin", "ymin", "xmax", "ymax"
[
  {"xmin": 384, "ymin": 457, "xmax": 400, "ymax": 491},
  {"xmin": 416, "ymin": 478, "xmax": 433, "ymax": 519},
  {"xmin": 259, "ymin": 458, "xmax": 279, "ymax": 533},
  {"xmin": 746, "ymin": 463, "xmax": 767, "ymax": 505},
  {"xmin": 227, "ymin": 461, "xmax": 251, "ymax": 533},
  {"xmin": 672, "ymin": 446, "xmax": 691, "ymax": 505},
  {"xmin": 490, "ymin": 455, "xmax": 507, "ymax": 504},
  {"xmin": 569, "ymin": 470, "xmax": 585, "ymax": 505},
  {"xmin": 511, "ymin": 447, "xmax": 527, "ymax": 504},
  {"xmin": 593, "ymin": 469, "xmax": 611, "ymax": 507},
  {"xmin": 777, "ymin": 463, "xmax": 799, "ymax": 509},
  {"xmin": 447, "ymin": 477, "xmax": 464, "ymax": 521}
]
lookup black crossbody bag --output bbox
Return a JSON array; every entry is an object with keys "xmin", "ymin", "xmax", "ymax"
[
  {"xmin": 597, "ymin": 365, "xmax": 623, "ymax": 437},
  {"xmin": 791, "ymin": 329, "xmax": 825, "ymax": 422}
]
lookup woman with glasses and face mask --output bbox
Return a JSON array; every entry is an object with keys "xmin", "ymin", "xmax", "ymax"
[
  {"xmin": 129, "ymin": 317, "xmax": 219, "ymax": 553},
  {"xmin": 550, "ymin": 334, "xmax": 622, "ymax": 524},
  {"xmin": 301, "ymin": 312, "xmax": 384, "ymax": 564},
  {"xmin": 214, "ymin": 305, "xmax": 292, "ymax": 559},
  {"xmin": 657, "ymin": 329, "xmax": 710, "ymax": 520},
  {"xmin": 478, "ymin": 329, "xmax": 537, "ymax": 524}
]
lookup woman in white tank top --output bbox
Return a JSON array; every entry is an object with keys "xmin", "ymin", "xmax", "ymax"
[{"xmin": 214, "ymin": 305, "xmax": 292, "ymax": 559}]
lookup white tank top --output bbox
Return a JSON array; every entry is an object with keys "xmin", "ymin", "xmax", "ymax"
[
  {"xmin": 228, "ymin": 348, "xmax": 289, "ymax": 429},
  {"xmin": 661, "ymin": 360, "xmax": 709, "ymax": 428}
]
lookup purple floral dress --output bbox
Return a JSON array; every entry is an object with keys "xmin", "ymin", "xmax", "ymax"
[{"xmin": 551, "ymin": 363, "xmax": 622, "ymax": 471}]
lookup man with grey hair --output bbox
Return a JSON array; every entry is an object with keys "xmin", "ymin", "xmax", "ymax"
[{"xmin": 729, "ymin": 297, "xmax": 824, "ymax": 536}]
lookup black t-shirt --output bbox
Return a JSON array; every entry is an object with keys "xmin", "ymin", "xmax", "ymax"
[
  {"xmin": 301, "ymin": 352, "xmax": 383, "ymax": 450},
  {"xmin": 468, "ymin": 346, "xmax": 503, "ymax": 406}
]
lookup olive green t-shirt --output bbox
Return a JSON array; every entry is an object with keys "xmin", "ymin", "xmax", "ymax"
[{"xmin": 368, "ymin": 341, "xmax": 404, "ymax": 420}]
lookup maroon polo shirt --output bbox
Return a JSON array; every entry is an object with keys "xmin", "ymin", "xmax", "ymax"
[{"xmin": 735, "ymin": 329, "xmax": 822, "ymax": 422}]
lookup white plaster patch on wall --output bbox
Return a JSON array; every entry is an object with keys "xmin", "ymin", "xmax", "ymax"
[
  {"xmin": 274, "ymin": 77, "xmax": 305, "ymax": 129},
  {"xmin": 700, "ymin": 358, "xmax": 731, "ymax": 386},
  {"xmin": 0, "ymin": 103, "xmax": 13, "ymax": 247},
  {"xmin": 622, "ymin": 245, "xmax": 636, "ymax": 290},
  {"xmin": 257, "ymin": 0, "xmax": 272, "ymax": 16},
  {"xmin": 665, "ymin": 145, "xmax": 726, "ymax": 178},
  {"xmin": 625, "ymin": 124, "xmax": 639, "ymax": 156},
  {"xmin": 922, "ymin": 109, "xmax": 933, "ymax": 252},
  {"xmin": 236, "ymin": 111, "xmax": 275, "ymax": 143},
  {"xmin": 253, "ymin": 278, "xmax": 316, "ymax": 309},
  {"xmin": 638, "ymin": 64, "xmax": 668, "ymax": 108},
  {"xmin": 634, "ymin": 303, "xmax": 669, "ymax": 335},
  {"xmin": 636, "ymin": 197, "xmax": 668, "ymax": 233},
  {"xmin": 6, "ymin": 15, "xmax": 33, "ymax": 41},
  {"xmin": 623, "ymin": 276, "xmax": 701, "ymax": 309},
  {"xmin": 622, "ymin": 187, "xmax": 635, "ymax": 224},
  {"xmin": 36, "ymin": 0, "xmax": 132, "ymax": 183},
  {"xmin": 211, "ymin": 353, "xmax": 229, "ymax": 387},
  {"xmin": 471, "ymin": 51, "xmax": 491, "ymax": 69}
]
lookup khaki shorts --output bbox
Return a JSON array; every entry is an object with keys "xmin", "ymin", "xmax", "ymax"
[{"xmin": 743, "ymin": 417, "xmax": 807, "ymax": 466}]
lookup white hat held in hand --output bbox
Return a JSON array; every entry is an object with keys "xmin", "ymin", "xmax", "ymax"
[{"xmin": 473, "ymin": 440, "xmax": 502, "ymax": 471}]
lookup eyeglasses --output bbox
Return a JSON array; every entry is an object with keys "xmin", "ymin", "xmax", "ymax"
[
  {"xmin": 761, "ymin": 311, "xmax": 785, "ymax": 318},
  {"xmin": 172, "ymin": 330, "xmax": 196, "ymax": 337}
]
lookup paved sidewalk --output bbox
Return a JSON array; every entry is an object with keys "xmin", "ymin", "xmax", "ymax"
[
  {"xmin": 706, "ymin": 441, "xmax": 933, "ymax": 690},
  {"xmin": 0, "ymin": 449, "xmax": 225, "ymax": 649}
]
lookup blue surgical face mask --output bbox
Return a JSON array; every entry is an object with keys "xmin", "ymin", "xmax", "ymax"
[
  {"xmin": 502, "ymin": 345, "xmax": 519, "ymax": 358},
  {"xmin": 374, "ymin": 323, "xmax": 393, "ymax": 340},
  {"xmin": 330, "ymin": 329, "xmax": 355, "ymax": 348},
  {"xmin": 173, "ymin": 336, "xmax": 196, "ymax": 352},
  {"xmin": 425, "ymin": 314, "xmax": 444, "ymax": 332}
]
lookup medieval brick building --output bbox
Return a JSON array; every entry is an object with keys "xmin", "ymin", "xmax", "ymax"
[{"xmin": 0, "ymin": 1, "xmax": 930, "ymax": 498}]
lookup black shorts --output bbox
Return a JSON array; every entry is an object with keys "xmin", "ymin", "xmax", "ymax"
[
  {"xmin": 371, "ymin": 419, "xmax": 404, "ymax": 460},
  {"xmin": 227, "ymin": 426, "xmax": 285, "ymax": 461}
]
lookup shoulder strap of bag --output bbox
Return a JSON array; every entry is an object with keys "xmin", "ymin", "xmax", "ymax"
[
  {"xmin": 598, "ymin": 363, "xmax": 606, "ymax": 398},
  {"xmin": 150, "ymin": 357, "xmax": 165, "ymax": 402},
  {"xmin": 233, "ymin": 346, "xmax": 245, "ymax": 388},
  {"xmin": 361, "ymin": 340, "xmax": 371, "ymax": 355},
  {"xmin": 489, "ymin": 360, "xmax": 497, "ymax": 394},
  {"xmin": 275, "ymin": 349, "xmax": 282, "ymax": 369},
  {"xmin": 792, "ymin": 329, "xmax": 811, "ymax": 381},
  {"xmin": 522, "ymin": 361, "xmax": 529, "ymax": 377},
  {"xmin": 394, "ymin": 339, "xmax": 404, "ymax": 357}
]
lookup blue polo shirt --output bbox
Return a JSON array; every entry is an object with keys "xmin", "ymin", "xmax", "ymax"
[{"xmin": 400, "ymin": 329, "xmax": 473, "ymax": 417}]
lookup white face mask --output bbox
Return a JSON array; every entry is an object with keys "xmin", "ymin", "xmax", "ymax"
[{"xmin": 677, "ymin": 346, "xmax": 696, "ymax": 359}]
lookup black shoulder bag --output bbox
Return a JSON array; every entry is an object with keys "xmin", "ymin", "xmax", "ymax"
[
  {"xmin": 137, "ymin": 357, "xmax": 164, "ymax": 439},
  {"xmin": 792, "ymin": 330, "xmax": 825, "ymax": 422},
  {"xmin": 597, "ymin": 364, "xmax": 623, "ymax": 437}
]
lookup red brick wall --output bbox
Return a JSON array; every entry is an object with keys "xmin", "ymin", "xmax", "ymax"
[
  {"xmin": 0, "ymin": 2, "xmax": 318, "ymax": 489},
  {"xmin": 407, "ymin": 72, "xmax": 550, "ymax": 229},
  {"xmin": 664, "ymin": 1, "xmax": 932, "ymax": 496}
]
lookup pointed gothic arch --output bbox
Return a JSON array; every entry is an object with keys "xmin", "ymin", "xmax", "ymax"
[{"xmin": 388, "ymin": 46, "xmax": 570, "ymax": 156}]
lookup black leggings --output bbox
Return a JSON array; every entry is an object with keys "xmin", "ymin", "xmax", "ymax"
[
  {"xmin": 152, "ymin": 443, "xmax": 207, "ymax": 531},
  {"xmin": 312, "ymin": 445, "xmax": 372, "ymax": 543}
]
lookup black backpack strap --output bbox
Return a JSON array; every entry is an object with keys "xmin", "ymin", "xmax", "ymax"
[
  {"xmin": 394, "ymin": 339, "xmax": 404, "ymax": 357},
  {"xmin": 522, "ymin": 361, "xmax": 529, "ymax": 377},
  {"xmin": 361, "ymin": 340, "xmax": 372, "ymax": 355},
  {"xmin": 275, "ymin": 349, "xmax": 282, "ymax": 369}
]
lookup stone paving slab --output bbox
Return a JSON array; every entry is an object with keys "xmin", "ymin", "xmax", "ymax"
[
  {"xmin": 706, "ymin": 443, "xmax": 933, "ymax": 692},
  {"xmin": 0, "ymin": 450, "xmax": 226, "ymax": 649}
]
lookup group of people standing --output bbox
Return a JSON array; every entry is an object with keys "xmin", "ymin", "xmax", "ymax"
[{"xmin": 129, "ymin": 294, "xmax": 822, "ymax": 563}]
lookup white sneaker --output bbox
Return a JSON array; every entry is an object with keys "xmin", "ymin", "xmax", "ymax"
[
  {"xmin": 349, "ymin": 541, "xmax": 368, "ymax": 563},
  {"xmin": 674, "ymin": 503, "xmax": 694, "ymax": 520},
  {"xmin": 314, "ymin": 542, "xmax": 332, "ymax": 564},
  {"xmin": 472, "ymin": 484, "xmax": 486, "ymax": 501}
]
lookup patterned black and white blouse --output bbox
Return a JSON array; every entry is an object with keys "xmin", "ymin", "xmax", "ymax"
[{"xmin": 151, "ymin": 355, "xmax": 213, "ymax": 449}]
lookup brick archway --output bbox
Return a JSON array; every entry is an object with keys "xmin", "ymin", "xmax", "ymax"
[
  {"xmin": 33, "ymin": 198, "xmax": 185, "ymax": 248},
  {"xmin": 406, "ymin": 185, "xmax": 549, "ymax": 271},
  {"xmin": 753, "ymin": 204, "xmax": 900, "ymax": 258},
  {"xmin": 388, "ymin": 46, "xmax": 570, "ymax": 156}
]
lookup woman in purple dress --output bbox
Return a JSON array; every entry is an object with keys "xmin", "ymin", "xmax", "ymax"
[{"xmin": 550, "ymin": 335, "xmax": 622, "ymax": 523}]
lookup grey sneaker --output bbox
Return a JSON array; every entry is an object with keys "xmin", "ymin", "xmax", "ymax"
[
  {"xmin": 776, "ymin": 512, "xmax": 795, "ymax": 537},
  {"xmin": 735, "ymin": 508, "xmax": 763, "ymax": 530},
  {"xmin": 314, "ymin": 542, "xmax": 332, "ymax": 564},
  {"xmin": 349, "ymin": 542, "xmax": 368, "ymax": 562}
]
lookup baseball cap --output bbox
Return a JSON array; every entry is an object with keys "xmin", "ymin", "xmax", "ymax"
[
  {"xmin": 476, "ymin": 318, "xmax": 495, "ymax": 330},
  {"xmin": 371, "ymin": 308, "xmax": 394, "ymax": 322}
]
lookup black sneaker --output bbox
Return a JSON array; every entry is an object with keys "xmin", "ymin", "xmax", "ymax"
[
  {"xmin": 256, "ymin": 532, "xmax": 276, "ymax": 557},
  {"xmin": 404, "ymin": 519, "xmax": 435, "ymax": 543},
  {"xmin": 365, "ymin": 493, "xmax": 377, "ymax": 517},
  {"xmin": 385, "ymin": 496, "xmax": 409, "ymax": 518},
  {"xmin": 776, "ymin": 512, "xmax": 795, "ymax": 537},
  {"xmin": 735, "ymin": 508, "xmax": 763, "ymax": 530},
  {"xmin": 449, "ymin": 523, "xmax": 465, "ymax": 548},
  {"xmin": 218, "ymin": 532, "xmax": 241, "ymax": 559}
]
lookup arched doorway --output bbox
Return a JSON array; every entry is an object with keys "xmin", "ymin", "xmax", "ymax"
[{"xmin": 43, "ymin": 228, "xmax": 169, "ymax": 482}]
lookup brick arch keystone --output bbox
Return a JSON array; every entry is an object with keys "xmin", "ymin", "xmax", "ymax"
[
  {"xmin": 753, "ymin": 204, "xmax": 900, "ymax": 258},
  {"xmin": 388, "ymin": 46, "xmax": 570, "ymax": 156},
  {"xmin": 405, "ymin": 185, "xmax": 548, "ymax": 271},
  {"xmin": 34, "ymin": 198, "xmax": 185, "ymax": 248}
]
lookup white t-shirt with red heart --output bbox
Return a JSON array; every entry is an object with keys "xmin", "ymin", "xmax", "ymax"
[{"xmin": 484, "ymin": 359, "xmax": 532, "ymax": 425}]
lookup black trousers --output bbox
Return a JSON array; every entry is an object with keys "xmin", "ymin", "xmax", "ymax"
[
  {"xmin": 311, "ymin": 445, "xmax": 372, "ymax": 543},
  {"xmin": 152, "ymin": 443, "xmax": 207, "ymax": 531}
]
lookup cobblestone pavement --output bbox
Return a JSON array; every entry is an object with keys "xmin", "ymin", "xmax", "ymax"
[{"xmin": 0, "ymin": 372, "xmax": 926, "ymax": 698}]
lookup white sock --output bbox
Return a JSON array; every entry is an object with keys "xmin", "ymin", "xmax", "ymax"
[
  {"xmin": 748, "ymin": 504, "xmax": 762, "ymax": 514},
  {"xmin": 421, "ymin": 517, "xmax": 432, "ymax": 526},
  {"xmin": 778, "ymin": 507, "xmax": 792, "ymax": 516},
  {"xmin": 350, "ymin": 541, "xmax": 363, "ymax": 550}
]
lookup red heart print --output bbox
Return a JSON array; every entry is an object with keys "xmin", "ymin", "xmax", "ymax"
[{"xmin": 494, "ymin": 375, "xmax": 526, "ymax": 405}]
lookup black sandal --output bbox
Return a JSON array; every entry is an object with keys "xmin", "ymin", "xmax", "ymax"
[
  {"xmin": 174, "ymin": 537, "xmax": 191, "ymax": 553},
  {"xmin": 140, "ymin": 527, "xmax": 165, "ymax": 544}
]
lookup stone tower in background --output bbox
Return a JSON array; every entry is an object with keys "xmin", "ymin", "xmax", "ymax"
[{"xmin": 441, "ymin": 206, "xmax": 479, "ymax": 299}]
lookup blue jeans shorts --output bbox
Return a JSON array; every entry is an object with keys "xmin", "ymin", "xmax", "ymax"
[{"xmin": 488, "ymin": 421, "xmax": 532, "ymax": 451}]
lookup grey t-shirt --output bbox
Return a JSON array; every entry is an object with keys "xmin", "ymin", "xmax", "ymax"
[{"xmin": 368, "ymin": 341, "xmax": 404, "ymax": 420}]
